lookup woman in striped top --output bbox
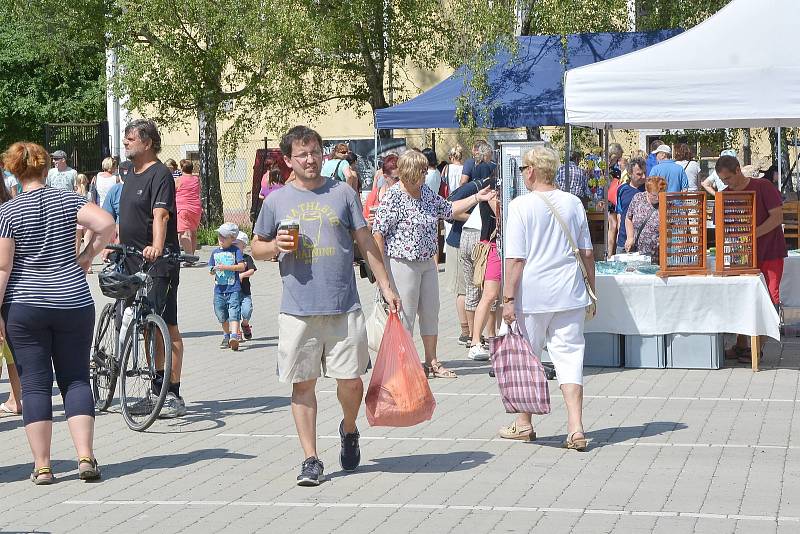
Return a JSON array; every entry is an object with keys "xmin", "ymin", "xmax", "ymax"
[{"xmin": 0, "ymin": 142, "xmax": 115, "ymax": 484}]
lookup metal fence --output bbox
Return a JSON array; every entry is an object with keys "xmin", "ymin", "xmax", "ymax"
[{"xmin": 44, "ymin": 122, "xmax": 110, "ymax": 175}]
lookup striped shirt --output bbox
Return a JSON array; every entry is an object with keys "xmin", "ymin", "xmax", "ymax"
[{"xmin": 0, "ymin": 188, "xmax": 92, "ymax": 308}]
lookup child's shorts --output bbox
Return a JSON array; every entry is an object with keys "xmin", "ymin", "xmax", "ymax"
[{"xmin": 214, "ymin": 292, "xmax": 242, "ymax": 323}]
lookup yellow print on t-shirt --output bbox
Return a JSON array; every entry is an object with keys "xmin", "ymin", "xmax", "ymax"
[{"xmin": 287, "ymin": 201, "xmax": 341, "ymax": 264}]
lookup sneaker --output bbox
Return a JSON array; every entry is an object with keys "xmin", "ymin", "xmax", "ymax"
[
  {"xmin": 242, "ymin": 323, "xmax": 253, "ymax": 340},
  {"xmin": 127, "ymin": 394, "xmax": 157, "ymax": 417},
  {"xmin": 339, "ymin": 420, "xmax": 361, "ymax": 472},
  {"xmin": 498, "ymin": 421, "xmax": 536, "ymax": 441},
  {"xmin": 468, "ymin": 345, "xmax": 490, "ymax": 361},
  {"xmin": 220, "ymin": 335, "xmax": 230, "ymax": 349},
  {"xmin": 229, "ymin": 334, "xmax": 240, "ymax": 351},
  {"xmin": 297, "ymin": 457, "xmax": 325, "ymax": 486},
  {"xmin": 159, "ymin": 392, "xmax": 186, "ymax": 419},
  {"xmin": 458, "ymin": 334, "xmax": 471, "ymax": 346}
]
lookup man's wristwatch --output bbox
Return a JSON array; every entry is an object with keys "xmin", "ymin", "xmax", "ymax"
[{"xmin": 502, "ymin": 296, "xmax": 515, "ymax": 304}]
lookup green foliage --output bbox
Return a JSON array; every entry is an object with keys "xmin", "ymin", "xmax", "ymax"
[
  {"xmin": 0, "ymin": 0, "xmax": 107, "ymax": 149},
  {"xmin": 196, "ymin": 224, "xmax": 220, "ymax": 247}
]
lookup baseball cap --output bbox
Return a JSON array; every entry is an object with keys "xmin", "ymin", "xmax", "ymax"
[
  {"xmin": 50, "ymin": 150, "xmax": 67, "ymax": 160},
  {"xmin": 234, "ymin": 231, "xmax": 249, "ymax": 247},
  {"xmin": 216, "ymin": 222, "xmax": 239, "ymax": 238},
  {"xmin": 720, "ymin": 149, "xmax": 737, "ymax": 158},
  {"xmin": 651, "ymin": 144, "xmax": 672, "ymax": 155}
]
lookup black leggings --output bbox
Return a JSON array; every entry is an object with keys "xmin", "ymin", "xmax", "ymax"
[{"xmin": 2, "ymin": 303, "xmax": 95, "ymax": 425}]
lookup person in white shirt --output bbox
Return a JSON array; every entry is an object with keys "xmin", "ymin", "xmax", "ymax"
[
  {"xmin": 500, "ymin": 145, "xmax": 595, "ymax": 451},
  {"xmin": 674, "ymin": 143, "xmax": 701, "ymax": 192},
  {"xmin": 442, "ymin": 145, "xmax": 467, "ymax": 342},
  {"xmin": 93, "ymin": 157, "xmax": 119, "ymax": 207},
  {"xmin": 701, "ymin": 149, "xmax": 736, "ymax": 196}
]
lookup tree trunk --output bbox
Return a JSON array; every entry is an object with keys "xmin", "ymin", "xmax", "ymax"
[
  {"xmin": 198, "ymin": 104, "xmax": 224, "ymax": 227},
  {"xmin": 526, "ymin": 126, "xmax": 542, "ymax": 141},
  {"xmin": 742, "ymin": 128, "xmax": 751, "ymax": 165}
]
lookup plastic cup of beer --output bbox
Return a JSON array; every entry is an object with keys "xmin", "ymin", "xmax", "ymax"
[{"xmin": 279, "ymin": 218, "xmax": 300, "ymax": 251}]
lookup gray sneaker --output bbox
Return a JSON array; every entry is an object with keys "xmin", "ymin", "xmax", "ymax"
[
  {"xmin": 127, "ymin": 394, "xmax": 157, "ymax": 416},
  {"xmin": 159, "ymin": 392, "xmax": 186, "ymax": 419}
]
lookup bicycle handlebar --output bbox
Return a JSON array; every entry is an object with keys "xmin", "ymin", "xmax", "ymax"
[{"xmin": 105, "ymin": 244, "xmax": 199, "ymax": 265}]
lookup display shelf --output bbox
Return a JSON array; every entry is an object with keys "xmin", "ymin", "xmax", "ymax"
[
  {"xmin": 658, "ymin": 192, "xmax": 708, "ymax": 277},
  {"xmin": 714, "ymin": 190, "xmax": 760, "ymax": 276}
]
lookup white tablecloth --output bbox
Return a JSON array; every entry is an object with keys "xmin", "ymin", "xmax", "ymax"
[
  {"xmin": 586, "ymin": 274, "xmax": 781, "ymax": 340},
  {"xmin": 780, "ymin": 255, "xmax": 800, "ymax": 307}
]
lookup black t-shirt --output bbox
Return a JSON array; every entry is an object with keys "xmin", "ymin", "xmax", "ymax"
[
  {"xmin": 240, "ymin": 254, "xmax": 257, "ymax": 295},
  {"xmin": 479, "ymin": 176, "xmax": 498, "ymax": 242},
  {"xmin": 472, "ymin": 161, "xmax": 497, "ymax": 182},
  {"xmin": 119, "ymin": 160, "xmax": 180, "ymax": 275}
]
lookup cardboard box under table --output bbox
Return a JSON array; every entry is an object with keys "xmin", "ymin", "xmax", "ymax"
[{"xmin": 586, "ymin": 273, "xmax": 780, "ymax": 371}]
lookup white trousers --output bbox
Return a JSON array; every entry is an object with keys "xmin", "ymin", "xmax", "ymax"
[{"xmin": 517, "ymin": 307, "xmax": 586, "ymax": 386}]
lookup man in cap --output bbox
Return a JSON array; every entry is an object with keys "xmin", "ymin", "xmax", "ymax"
[
  {"xmin": 649, "ymin": 144, "xmax": 689, "ymax": 192},
  {"xmin": 46, "ymin": 150, "xmax": 78, "ymax": 191}
]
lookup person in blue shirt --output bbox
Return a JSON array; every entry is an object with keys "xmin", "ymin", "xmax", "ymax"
[
  {"xmin": 649, "ymin": 144, "xmax": 688, "ymax": 192},
  {"xmin": 101, "ymin": 182, "xmax": 124, "ymax": 223},
  {"xmin": 616, "ymin": 157, "xmax": 648, "ymax": 251},
  {"xmin": 645, "ymin": 139, "xmax": 662, "ymax": 175},
  {"xmin": 208, "ymin": 222, "xmax": 247, "ymax": 350}
]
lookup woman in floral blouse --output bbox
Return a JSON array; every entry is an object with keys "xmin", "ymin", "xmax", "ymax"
[
  {"xmin": 624, "ymin": 176, "xmax": 667, "ymax": 259},
  {"xmin": 373, "ymin": 150, "xmax": 495, "ymax": 378}
]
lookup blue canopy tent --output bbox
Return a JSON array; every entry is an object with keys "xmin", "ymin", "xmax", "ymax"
[{"xmin": 374, "ymin": 30, "xmax": 682, "ymax": 130}]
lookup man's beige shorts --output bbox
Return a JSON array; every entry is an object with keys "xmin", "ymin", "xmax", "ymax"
[{"xmin": 277, "ymin": 310, "xmax": 370, "ymax": 383}]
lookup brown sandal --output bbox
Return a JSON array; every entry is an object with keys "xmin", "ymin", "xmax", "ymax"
[
  {"xmin": 564, "ymin": 432, "xmax": 588, "ymax": 451},
  {"xmin": 30, "ymin": 466, "xmax": 54, "ymax": 485},
  {"xmin": 425, "ymin": 362, "xmax": 457, "ymax": 379}
]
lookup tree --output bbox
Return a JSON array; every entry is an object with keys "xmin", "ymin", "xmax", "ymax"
[
  {"xmin": 109, "ymin": 0, "xmax": 302, "ymax": 225},
  {"xmin": 0, "ymin": 0, "xmax": 107, "ymax": 150}
]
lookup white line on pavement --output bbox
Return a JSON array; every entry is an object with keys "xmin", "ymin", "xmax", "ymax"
[
  {"xmin": 59, "ymin": 500, "xmax": 800, "ymax": 522},
  {"xmin": 318, "ymin": 390, "xmax": 800, "ymax": 403},
  {"xmin": 215, "ymin": 432, "xmax": 800, "ymax": 450}
]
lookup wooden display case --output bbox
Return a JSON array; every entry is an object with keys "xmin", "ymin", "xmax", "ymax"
[
  {"xmin": 714, "ymin": 190, "xmax": 760, "ymax": 276},
  {"xmin": 657, "ymin": 192, "xmax": 708, "ymax": 277}
]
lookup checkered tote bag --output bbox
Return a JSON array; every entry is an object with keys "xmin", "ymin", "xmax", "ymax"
[{"xmin": 490, "ymin": 323, "xmax": 551, "ymax": 415}]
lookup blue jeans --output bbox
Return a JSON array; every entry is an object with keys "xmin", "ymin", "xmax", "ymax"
[
  {"xmin": 239, "ymin": 292, "xmax": 253, "ymax": 322},
  {"xmin": 214, "ymin": 292, "xmax": 241, "ymax": 324}
]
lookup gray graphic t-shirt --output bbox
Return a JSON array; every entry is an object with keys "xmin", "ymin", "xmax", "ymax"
[
  {"xmin": 254, "ymin": 178, "xmax": 367, "ymax": 316},
  {"xmin": 46, "ymin": 167, "xmax": 78, "ymax": 191}
]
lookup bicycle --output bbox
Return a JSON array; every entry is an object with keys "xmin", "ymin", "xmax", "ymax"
[{"xmin": 91, "ymin": 244, "xmax": 198, "ymax": 431}]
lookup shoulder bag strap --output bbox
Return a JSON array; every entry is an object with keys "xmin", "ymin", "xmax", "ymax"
[
  {"xmin": 333, "ymin": 160, "xmax": 343, "ymax": 181},
  {"xmin": 534, "ymin": 192, "xmax": 597, "ymax": 303},
  {"xmin": 632, "ymin": 204, "xmax": 658, "ymax": 251}
]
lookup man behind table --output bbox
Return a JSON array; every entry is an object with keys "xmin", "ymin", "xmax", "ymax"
[
  {"xmin": 118, "ymin": 119, "xmax": 186, "ymax": 418},
  {"xmin": 716, "ymin": 155, "xmax": 786, "ymax": 363}
]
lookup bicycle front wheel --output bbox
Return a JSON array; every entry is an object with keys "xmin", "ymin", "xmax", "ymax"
[
  {"xmin": 120, "ymin": 313, "xmax": 173, "ymax": 431},
  {"xmin": 91, "ymin": 303, "xmax": 118, "ymax": 412}
]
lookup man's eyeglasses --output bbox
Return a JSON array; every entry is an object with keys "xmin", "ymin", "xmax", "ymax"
[{"xmin": 292, "ymin": 151, "xmax": 322, "ymax": 161}]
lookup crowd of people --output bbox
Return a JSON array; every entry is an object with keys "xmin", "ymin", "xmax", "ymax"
[{"xmin": 0, "ymin": 119, "xmax": 789, "ymax": 489}]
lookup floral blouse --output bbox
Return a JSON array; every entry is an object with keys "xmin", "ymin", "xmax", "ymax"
[
  {"xmin": 373, "ymin": 183, "xmax": 453, "ymax": 261},
  {"xmin": 626, "ymin": 192, "xmax": 660, "ymax": 257}
]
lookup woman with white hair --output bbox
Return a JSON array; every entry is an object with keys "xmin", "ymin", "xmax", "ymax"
[
  {"xmin": 373, "ymin": 150, "xmax": 495, "ymax": 378},
  {"xmin": 501, "ymin": 145, "xmax": 595, "ymax": 451},
  {"xmin": 94, "ymin": 157, "xmax": 119, "ymax": 207}
]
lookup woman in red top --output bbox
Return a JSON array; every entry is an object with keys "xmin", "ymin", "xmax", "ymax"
[
  {"xmin": 175, "ymin": 159, "xmax": 203, "ymax": 259},
  {"xmin": 363, "ymin": 154, "xmax": 399, "ymax": 227},
  {"xmin": 716, "ymin": 155, "xmax": 786, "ymax": 363}
]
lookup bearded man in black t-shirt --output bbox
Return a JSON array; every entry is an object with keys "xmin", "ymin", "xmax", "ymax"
[{"xmin": 119, "ymin": 119, "xmax": 186, "ymax": 418}]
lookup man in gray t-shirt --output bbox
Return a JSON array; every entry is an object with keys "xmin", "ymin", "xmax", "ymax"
[
  {"xmin": 252, "ymin": 125, "xmax": 400, "ymax": 487},
  {"xmin": 46, "ymin": 150, "xmax": 78, "ymax": 191}
]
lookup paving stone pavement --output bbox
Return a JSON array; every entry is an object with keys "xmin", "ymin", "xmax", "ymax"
[{"xmin": 1, "ymin": 249, "xmax": 800, "ymax": 533}]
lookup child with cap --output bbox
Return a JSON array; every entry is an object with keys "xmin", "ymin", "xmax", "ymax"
[
  {"xmin": 234, "ymin": 231, "xmax": 257, "ymax": 340},
  {"xmin": 208, "ymin": 223, "xmax": 247, "ymax": 350}
]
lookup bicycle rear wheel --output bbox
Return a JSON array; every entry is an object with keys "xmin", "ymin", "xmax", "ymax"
[
  {"xmin": 91, "ymin": 303, "xmax": 118, "ymax": 412},
  {"xmin": 120, "ymin": 313, "xmax": 172, "ymax": 431}
]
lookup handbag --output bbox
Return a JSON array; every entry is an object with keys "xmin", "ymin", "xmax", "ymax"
[
  {"xmin": 470, "ymin": 228, "xmax": 497, "ymax": 287},
  {"xmin": 489, "ymin": 322, "xmax": 551, "ymax": 415},
  {"xmin": 438, "ymin": 166, "xmax": 450, "ymax": 198},
  {"xmin": 366, "ymin": 291, "xmax": 389, "ymax": 352},
  {"xmin": 535, "ymin": 192, "xmax": 598, "ymax": 321}
]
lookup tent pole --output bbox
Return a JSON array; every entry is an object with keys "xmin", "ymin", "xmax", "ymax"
[
  {"xmin": 778, "ymin": 127, "xmax": 783, "ymax": 191},
  {"xmin": 373, "ymin": 124, "xmax": 379, "ymax": 172},
  {"xmin": 604, "ymin": 125, "xmax": 610, "ymax": 259}
]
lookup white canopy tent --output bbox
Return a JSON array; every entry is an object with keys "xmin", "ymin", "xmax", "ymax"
[{"xmin": 564, "ymin": 0, "xmax": 800, "ymax": 130}]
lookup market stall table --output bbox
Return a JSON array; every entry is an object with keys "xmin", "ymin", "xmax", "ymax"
[
  {"xmin": 587, "ymin": 273, "xmax": 781, "ymax": 371},
  {"xmin": 779, "ymin": 254, "xmax": 800, "ymax": 307}
]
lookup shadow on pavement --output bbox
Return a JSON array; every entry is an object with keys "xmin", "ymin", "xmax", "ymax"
[
  {"xmin": 532, "ymin": 421, "xmax": 689, "ymax": 450},
  {"xmin": 148, "ymin": 395, "xmax": 291, "ymax": 434},
  {"xmin": 328, "ymin": 451, "xmax": 493, "ymax": 478}
]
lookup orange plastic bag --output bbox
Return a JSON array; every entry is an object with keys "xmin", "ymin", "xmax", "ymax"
[{"xmin": 365, "ymin": 312, "xmax": 436, "ymax": 427}]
